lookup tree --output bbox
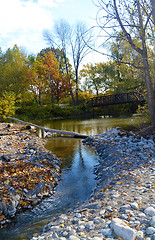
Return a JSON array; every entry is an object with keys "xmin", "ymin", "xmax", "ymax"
[
  {"xmin": 0, "ymin": 91, "xmax": 17, "ymax": 120},
  {"xmin": 44, "ymin": 19, "xmax": 94, "ymax": 105},
  {"xmin": 80, "ymin": 62, "xmax": 115, "ymax": 95},
  {"xmin": 70, "ymin": 22, "xmax": 94, "ymax": 104},
  {"xmin": 29, "ymin": 50, "xmax": 71, "ymax": 106},
  {"xmin": 109, "ymin": 35, "xmax": 146, "ymax": 93},
  {"xmin": 0, "ymin": 45, "xmax": 30, "ymax": 100},
  {"xmin": 44, "ymin": 19, "xmax": 75, "ymax": 105},
  {"xmin": 150, "ymin": 0, "xmax": 155, "ymax": 23},
  {"xmin": 95, "ymin": 0, "xmax": 155, "ymax": 126}
]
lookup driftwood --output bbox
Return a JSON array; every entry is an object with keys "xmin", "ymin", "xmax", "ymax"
[{"xmin": 7, "ymin": 117, "xmax": 88, "ymax": 138}]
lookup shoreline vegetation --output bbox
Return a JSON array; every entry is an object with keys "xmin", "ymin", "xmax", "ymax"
[{"xmin": 0, "ymin": 121, "xmax": 154, "ymax": 240}]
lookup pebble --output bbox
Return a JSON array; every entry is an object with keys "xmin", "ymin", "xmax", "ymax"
[
  {"xmin": 150, "ymin": 216, "xmax": 155, "ymax": 227},
  {"xmin": 3, "ymin": 127, "xmax": 154, "ymax": 240},
  {"xmin": 144, "ymin": 207, "xmax": 155, "ymax": 217},
  {"xmin": 111, "ymin": 218, "xmax": 136, "ymax": 240},
  {"xmin": 0, "ymin": 123, "xmax": 61, "ymax": 226},
  {"xmin": 131, "ymin": 202, "xmax": 139, "ymax": 210}
]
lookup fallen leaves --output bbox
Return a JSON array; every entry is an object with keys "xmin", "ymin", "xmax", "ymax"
[{"xmin": 0, "ymin": 128, "xmax": 61, "ymax": 224}]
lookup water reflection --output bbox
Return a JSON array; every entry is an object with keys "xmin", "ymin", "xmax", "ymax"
[
  {"xmin": 0, "ymin": 140, "xmax": 99, "ymax": 240},
  {"xmin": 41, "ymin": 116, "xmax": 139, "ymax": 137},
  {"xmin": 0, "ymin": 116, "xmax": 141, "ymax": 240}
]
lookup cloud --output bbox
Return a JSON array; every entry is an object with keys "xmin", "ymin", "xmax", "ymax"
[
  {"xmin": 0, "ymin": 0, "xmax": 53, "ymax": 33},
  {"xmin": 0, "ymin": 0, "xmax": 63, "ymax": 53},
  {"xmin": 37, "ymin": 0, "xmax": 57, "ymax": 7}
]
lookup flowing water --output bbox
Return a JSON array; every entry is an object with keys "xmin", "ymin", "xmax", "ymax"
[{"xmin": 0, "ymin": 116, "xmax": 141, "ymax": 240}]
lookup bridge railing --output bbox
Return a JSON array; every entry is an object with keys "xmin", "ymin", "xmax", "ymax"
[{"xmin": 89, "ymin": 92, "xmax": 145, "ymax": 107}]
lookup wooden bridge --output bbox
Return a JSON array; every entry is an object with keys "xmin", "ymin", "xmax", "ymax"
[{"xmin": 87, "ymin": 92, "xmax": 145, "ymax": 107}]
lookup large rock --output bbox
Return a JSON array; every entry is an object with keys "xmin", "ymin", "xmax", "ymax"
[
  {"xmin": 144, "ymin": 207, "xmax": 155, "ymax": 216},
  {"xmin": 111, "ymin": 218, "xmax": 136, "ymax": 240}
]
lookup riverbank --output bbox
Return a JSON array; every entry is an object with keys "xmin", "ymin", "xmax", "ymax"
[
  {"xmin": 31, "ymin": 127, "xmax": 155, "ymax": 240},
  {"xmin": 0, "ymin": 123, "xmax": 61, "ymax": 227}
]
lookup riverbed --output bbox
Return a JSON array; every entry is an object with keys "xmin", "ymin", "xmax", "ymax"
[{"xmin": 0, "ymin": 116, "xmax": 142, "ymax": 240}]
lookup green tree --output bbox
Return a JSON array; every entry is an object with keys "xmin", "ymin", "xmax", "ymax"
[
  {"xmin": 0, "ymin": 91, "xmax": 17, "ymax": 120},
  {"xmin": 80, "ymin": 62, "xmax": 115, "ymax": 95},
  {"xmin": 109, "ymin": 35, "xmax": 145, "ymax": 93},
  {"xmin": 0, "ymin": 45, "xmax": 30, "ymax": 101},
  {"xmin": 95, "ymin": 0, "xmax": 155, "ymax": 126}
]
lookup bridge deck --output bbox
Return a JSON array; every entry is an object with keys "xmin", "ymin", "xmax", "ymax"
[{"xmin": 88, "ymin": 92, "xmax": 145, "ymax": 107}]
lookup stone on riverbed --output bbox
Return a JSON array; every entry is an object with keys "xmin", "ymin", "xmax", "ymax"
[
  {"xmin": 110, "ymin": 218, "xmax": 137, "ymax": 240},
  {"xmin": 144, "ymin": 207, "xmax": 155, "ymax": 216},
  {"xmin": 150, "ymin": 216, "xmax": 155, "ymax": 227}
]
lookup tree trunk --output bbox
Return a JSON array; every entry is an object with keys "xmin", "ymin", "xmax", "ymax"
[
  {"xmin": 63, "ymin": 51, "xmax": 75, "ymax": 105},
  {"xmin": 150, "ymin": 0, "xmax": 155, "ymax": 95},
  {"xmin": 70, "ymin": 90, "xmax": 75, "ymax": 106},
  {"xmin": 142, "ymin": 54, "xmax": 155, "ymax": 127},
  {"xmin": 75, "ymin": 68, "xmax": 79, "ymax": 105},
  {"xmin": 114, "ymin": 0, "xmax": 155, "ymax": 127},
  {"xmin": 39, "ymin": 90, "xmax": 42, "ymax": 107},
  {"xmin": 150, "ymin": 0, "xmax": 155, "ymax": 24},
  {"xmin": 137, "ymin": 0, "xmax": 155, "ymax": 127}
]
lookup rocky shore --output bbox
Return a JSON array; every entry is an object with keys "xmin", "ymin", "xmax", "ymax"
[
  {"xmin": 31, "ymin": 127, "xmax": 155, "ymax": 240},
  {"xmin": 0, "ymin": 123, "xmax": 61, "ymax": 227}
]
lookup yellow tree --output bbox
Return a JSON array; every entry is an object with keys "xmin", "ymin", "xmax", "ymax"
[
  {"xmin": 95, "ymin": 0, "xmax": 155, "ymax": 126},
  {"xmin": 0, "ymin": 45, "xmax": 30, "ymax": 100}
]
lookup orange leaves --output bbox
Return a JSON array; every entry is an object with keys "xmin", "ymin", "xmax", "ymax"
[
  {"xmin": 0, "ymin": 213, "xmax": 5, "ymax": 222},
  {"xmin": 0, "ymin": 154, "xmax": 57, "ymax": 201},
  {"xmin": 29, "ymin": 50, "xmax": 72, "ymax": 103}
]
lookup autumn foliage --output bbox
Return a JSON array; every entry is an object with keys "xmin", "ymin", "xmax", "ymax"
[{"xmin": 29, "ymin": 50, "xmax": 72, "ymax": 106}]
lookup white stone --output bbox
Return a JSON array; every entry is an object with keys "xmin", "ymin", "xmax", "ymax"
[
  {"xmin": 144, "ymin": 207, "xmax": 155, "ymax": 216},
  {"xmin": 111, "ymin": 192, "xmax": 120, "ymax": 198},
  {"xmin": 68, "ymin": 236, "xmax": 80, "ymax": 240},
  {"xmin": 99, "ymin": 209, "xmax": 105, "ymax": 215},
  {"xmin": 130, "ymin": 221, "xmax": 140, "ymax": 228},
  {"xmin": 121, "ymin": 204, "xmax": 131, "ymax": 212},
  {"xmin": 150, "ymin": 216, "xmax": 155, "ymax": 227},
  {"xmin": 52, "ymin": 232, "xmax": 59, "ymax": 239},
  {"xmin": 138, "ymin": 212, "xmax": 146, "ymax": 218},
  {"xmin": 111, "ymin": 218, "xmax": 137, "ymax": 240},
  {"xmin": 100, "ymin": 228, "xmax": 112, "ymax": 236},
  {"xmin": 94, "ymin": 217, "xmax": 105, "ymax": 224},
  {"xmin": 23, "ymin": 188, "xmax": 28, "ymax": 193},
  {"xmin": 131, "ymin": 202, "xmax": 139, "ymax": 210},
  {"xmin": 62, "ymin": 231, "xmax": 68, "ymax": 237},
  {"xmin": 78, "ymin": 225, "xmax": 85, "ymax": 231},
  {"xmin": 85, "ymin": 221, "xmax": 95, "ymax": 230},
  {"xmin": 70, "ymin": 229, "xmax": 76, "ymax": 236},
  {"xmin": 66, "ymin": 226, "xmax": 72, "ymax": 231},
  {"xmin": 91, "ymin": 237, "xmax": 103, "ymax": 240},
  {"xmin": 136, "ymin": 231, "xmax": 144, "ymax": 240},
  {"xmin": 75, "ymin": 213, "xmax": 81, "ymax": 218},
  {"xmin": 146, "ymin": 227, "xmax": 155, "ymax": 235}
]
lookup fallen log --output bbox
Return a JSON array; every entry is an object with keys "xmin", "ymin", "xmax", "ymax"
[{"xmin": 7, "ymin": 117, "xmax": 88, "ymax": 138}]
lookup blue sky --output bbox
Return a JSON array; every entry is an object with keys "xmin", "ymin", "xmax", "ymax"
[
  {"xmin": 0, "ymin": 0, "xmax": 106, "ymax": 63},
  {"xmin": 0, "ymin": 0, "xmax": 104, "ymax": 62}
]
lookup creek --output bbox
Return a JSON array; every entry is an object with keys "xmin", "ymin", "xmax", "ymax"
[{"xmin": 0, "ymin": 116, "xmax": 141, "ymax": 240}]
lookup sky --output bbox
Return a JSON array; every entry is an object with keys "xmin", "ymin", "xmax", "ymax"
[{"xmin": 0, "ymin": 0, "xmax": 106, "ymax": 64}]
